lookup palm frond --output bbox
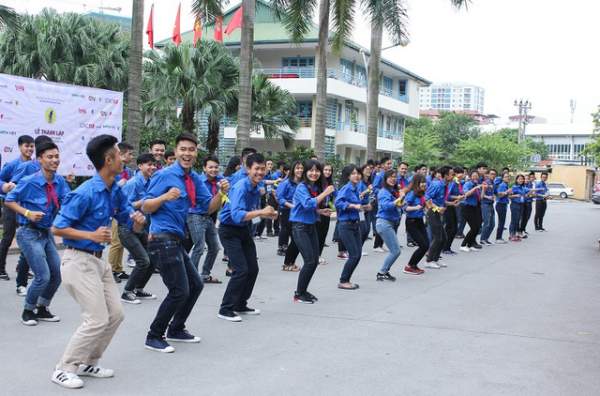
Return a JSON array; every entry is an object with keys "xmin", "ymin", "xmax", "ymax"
[
  {"xmin": 331, "ymin": 0, "xmax": 357, "ymax": 53},
  {"xmin": 282, "ymin": 0, "xmax": 318, "ymax": 43},
  {"xmin": 0, "ymin": 5, "xmax": 20, "ymax": 30},
  {"xmin": 191, "ymin": 0, "xmax": 227, "ymax": 21}
]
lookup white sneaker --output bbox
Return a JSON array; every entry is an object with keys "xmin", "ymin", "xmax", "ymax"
[
  {"xmin": 318, "ymin": 257, "xmax": 327, "ymax": 265},
  {"xmin": 470, "ymin": 247, "xmax": 481, "ymax": 252},
  {"xmin": 127, "ymin": 259, "xmax": 136, "ymax": 268},
  {"xmin": 438, "ymin": 261, "xmax": 448, "ymax": 268},
  {"xmin": 373, "ymin": 247, "xmax": 386, "ymax": 253},
  {"xmin": 425, "ymin": 262, "xmax": 441, "ymax": 269},
  {"xmin": 382, "ymin": 246, "xmax": 389, "ymax": 252},
  {"xmin": 52, "ymin": 370, "xmax": 84, "ymax": 389},
  {"xmin": 16, "ymin": 286, "xmax": 27, "ymax": 296},
  {"xmin": 362, "ymin": 251, "xmax": 369, "ymax": 256},
  {"xmin": 487, "ymin": 240, "xmax": 495, "ymax": 245},
  {"xmin": 77, "ymin": 365, "xmax": 114, "ymax": 378},
  {"xmin": 495, "ymin": 239, "xmax": 507, "ymax": 244},
  {"xmin": 459, "ymin": 246, "xmax": 471, "ymax": 252}
]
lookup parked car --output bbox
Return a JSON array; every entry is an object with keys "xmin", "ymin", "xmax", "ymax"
[
  {"xmin": 592, "ymin": 191, "xmax": 600, "ymax": 204},
  {"xmin": 594, "ymin": 182, "xmax": 600, "ymax": 193},
  {"xmin": 547, "ymin": 182, "xmax": 574, "ymax": 199}
]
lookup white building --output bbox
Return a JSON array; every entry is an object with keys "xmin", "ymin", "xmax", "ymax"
[
  {"xmin": 419, "ymin": 83, "xmax": 485, "ymax": 114},
  {"xmin": 158, "ymin": 0, "xmax": 430, "ymax": 163},
  {"xmin": 525, "ymin": 123, "xmax": 595, "ymax": 164}
]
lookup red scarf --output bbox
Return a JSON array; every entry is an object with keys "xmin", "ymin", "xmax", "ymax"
[
  {"xmin": 119, "ymin": 169, "xmax": 130, "ymax": 181},
  {"xmin": 46, "ymin": 183, "xmax": 59, "ymax": 209},
  {"xmin": 184, "ymin": 174, "xmax": 196, "ymax": 207},
  {"xmin": 210, "ymin": 179, "xmax": 218, "ymax": 196},
  {"xmin": 444, "ymin": 184, "xmax": 450, "ymax": 202}
]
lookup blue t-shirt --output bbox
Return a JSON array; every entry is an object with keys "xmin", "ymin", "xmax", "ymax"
[
  {"xmin": 290, "ymin": 182, "xmax": 319, "ymax": 224},
  {"xmin": 404, "ymin": 191, "xmax": 425, "ymax": 218},
  {"xmin": 11, "ymin": 160, "xmax": 41, "ymax": 183},
  {"xmin": 463, "ymin": 180, "xmax": 480, "ymax": 206},
  {"xmin": 219, "ymin": 177, "xmax": 261, "ymax": 227},
  {"xmin": 276, "ymin": 178, "xmax": 298, "ymax": 209},
  {"xmin": 335, "ymin": 182, "xmax": 361, "ymax": 222},
  {"xmin": 510, "ymin": 184, "xmax": 529, "ymax": 204},
  {"xmin": 425, "ymin": 179, "xmax": 446, "ymax": 207},
  {"xmin": 496, "ymin": 182, "xmax": 509, "ymax": 204},
  {"xmin": 0, "ymin": 157, "xmax": 26, "ymax": 198},
  {"xmin": 534, "ymin": 181, "xmax": 548, "ymax": 200}
]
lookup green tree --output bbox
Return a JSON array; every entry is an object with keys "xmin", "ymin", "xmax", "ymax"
[
  {"xmin": 582, "ymin": 105, "xmax": 600, "ymax": 163},
  {"xmin": 433, "ymin": 112, "xmax": 480, "ymax": 160},
  {"xmin": 453, "ymin": 133, "xmax": 531, "ymax": 170},
  {"xmin": 0, "ymin": 9, "xmax": 129, "ymax": 91},
  {"xmin": 496, "ymin": 127, "xmax": 548, "ymax": 160},
  {"xmin": 0, "ymin": 5, "xmax": 19, "ymax": 29},
  {"xmin": 403, "ymin": 118, "xmax": 442, "ymax": 165},
  {"xmin": 143, "ymin": 42, "xmax": 239, "ymax": 152}
]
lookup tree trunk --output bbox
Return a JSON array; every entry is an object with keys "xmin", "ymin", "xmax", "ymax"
[
  {"xmin": 235, "ymin": 0, "xmax": 255, "ymax": 153},
  {"xmin": 313, "ymin": 0, "xmax": 330, "ymax": 160},
  {"xmin": 126, "ymin": 0, "xmax": 143, "ymax": 155},
  {"xmin": 366, "ymin": 20, "xmax": 383, "ymax": 161},
  {"xmin": 207, "ymin": 114, "xmax": 220, "ymax": 154},
  {"xmin": 182, "ymin": 100, "xmax": 196, "ymax": 134}
]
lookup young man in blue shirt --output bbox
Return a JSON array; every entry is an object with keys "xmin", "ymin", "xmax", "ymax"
[
  {"xmin": 5, "ymin": 140, "xmax": 70, "ymax": 326},
  {"xmin": 0, "ymin": 135, "xmax": 35, "ymax": 281},
  {"xmin": 218, "ymin": 153, "xmax": 277, "ymax": 322},
  {"xmin": 534, "ymin": 172, "xmax": 550, "ymax": 231},
  {"xmin": 424, "ymin": 166, "xmax": 452, "ymax": 269},
  {"xmin": 119, "ymin": 153, "xmax": 158, "ymax": 304},
  {"xmin": 519, "ymin": 171, "xmax": 536, "ymax": 237},
  {"xmin": 51, "ymin": 135, "xmax": 145, "ymax": 389},
  {"xmin": 143, "ymin": 133, "xmax": 224, "ymax": 352}
]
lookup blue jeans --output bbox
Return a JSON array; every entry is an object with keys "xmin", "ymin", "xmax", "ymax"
[
  {"xmin": 495, "ymin": 202, "xmax": 508, "ymax": 240},
  {"xmin": 509, "ymin": 202, "xmax": 522, "ymax": 236},
  {"xmin": 16, "ymin": 227, "xmax": 61, "ymax": 311},
  {"xmin": 338, "ymin": 221, "xmax": 362, "ymax": 283},
  {"xmin": 187, "ymin": 214, "xmax": 221, "ymax": 278},
  {"xmin": 480, "ymin": 202, "xmax": 496, "ymax": 242},
  {"xmin": 147, "ymin": 235, "xmax": 204, "ymax": 338},
  {"xmin": 375, "ymin": 218, "xmax": 401, "ymax": 273}
]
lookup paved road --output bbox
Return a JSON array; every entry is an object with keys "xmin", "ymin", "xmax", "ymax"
[{"xmin": 1, "ymin": 200, "xmax": 599, "ymax": 395}]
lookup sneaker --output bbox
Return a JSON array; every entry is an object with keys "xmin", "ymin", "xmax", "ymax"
[
  {"xmin": 381, "ymin": 246, "xmax": 389, "ymax": 252},
  {"xmin": 51, "ymin": 370, "xmax": 84, "ymax": 389},
  {"xmin": 470, "ymin": 246, "xmax": 481, "ymax": 251},
  {"xmin": 485, "ymin": 240, "xmax": 495, "ymax": 245},
  {"xmin": 121, "ymin": 291, "xmax": 141, "ymax": 304},
  {"xmin": 540, "ymin": 228, "xmax": 547, "ymax": 232},
  {"xmin": 166, "ymin": 329, "xmax": 201, "ymax": 343},
  {"xmin": 77, "ymin": 365, "xmax": 114, "ymax": 378},
  {"xmin": 373, "ymin": 247, "xmax": 386, "ymax": 253},
  {"xmin": 495, "ymin": 239, "xmax": 507, "ymax": 244},
  {"xmin": 455, "ymin": 234, "xmax": 465, "ymax": 239},
  {"xmin": 471, "ymin": 243, "xmax": 483, "ymax": 250},
  {"xmin": 442, "ymin": 250, "xmax": 457, "ymax": 255},
  {"xmin": 117, "ymin": 271, "xmax": 129, "ymax": 280},
  {"xmin": 21, "ymin": 309, "xmax": 38, "ymax": 326},
  {"xmin": 362, "ymin": 251, "xmax": 369, "ymax": 256},
  {"xmin": 0, "ymin": 271, "xmax": 9, "ymax": 281},
  {"xmin": 403, "ymin": 266, "xmax": 424, "ymax": 275},
  {"xmin": 127, "ymin": 258, "xmax": 136, "ymax": 268},
  {"xmin": 16, "ymin": 285, "xmax": 27, "ymax": 296},
  {"xmin": 425, "ymin": 262, "xmax": 441, "ymax": 269},
  {"xmin": 383, "ymin": 272, "xmax": 397, "ymax": 281},
  {"xmin": 112, "ymin": 272, "xmax": 121, "ymax": 283},
  {"xmin": 337, "ymin": 252, "xmax": 349, "ymax": 260},
  {"xmin": 145, "ymin": 336, "xmax": 175, "ymax": 353},
  {"xmin": 305, "ymin": 291, "xmax": 319, "ymax": 302},
  {"xmin": 438, "ymin": 261, "xmax": 448, "ymax": 268},
  {"xmin": 318, "ymin": 257, "xmax": 327, "ymax": 265},
  {"xmin": 218, "ymin": 310, "xmax": 242, "ymax": 322},
  {"xmin": 294, "ymin": 292, "xmax": 314, "ymax": 304},
  {"xmin": 406, "ymin": 242, "xmax": 416, "ymax": 247},
  {"xmin": 36, "ymin": 306, "xmax": 60, "ymax": 322},
  {"xmin": 222, "ymin": 256, "xmax": 229, "ymax": 262},
  {"xmin": 135, "ymin": 289, "xmax": 157, "ymax": 300},
  {"xmin": 459, "ymin": 246, "xmax": 471, "ymax": 252},
  {"xmin": 234, "ymin": 306, "xmax": 261, "ymax": 315}
]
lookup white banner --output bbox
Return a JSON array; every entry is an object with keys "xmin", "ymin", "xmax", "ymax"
[{"xmin": 0, "ymin": 73, "xmax": 123, "ymax": 176}]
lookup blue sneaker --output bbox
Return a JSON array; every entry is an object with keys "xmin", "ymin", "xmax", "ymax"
[
  {"xmin": 145, "ymin": 336, "xmax": 175, "ymax": 353},
  {"xmin": 166, "ymin": 329, "xmax": 201, "ymax": 343}
]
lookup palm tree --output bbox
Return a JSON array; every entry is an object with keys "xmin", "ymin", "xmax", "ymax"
[
  {"xmin": 0, "ymin": 5, "xmax": 19, "ymax": 30},
  {"xmin": 251, "ymin": 74, "xmax": 300, "ymax": 150},
  {"xmin": 0, "ymin": 9, "xmax": 128, "ymax": 91},
  {"xmin": 126, "ymin": 0, "xmax": 143, "ymax": 155},
  {"xmin": 143, "ymin": 42, "xmax": 239, "ymax": 152}
]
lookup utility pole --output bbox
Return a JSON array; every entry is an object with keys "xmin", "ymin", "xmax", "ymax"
[
  {"xmin": 569, "ymin": 99, "xmax": 576, "ymax": 124},
  {"xmin": 513, "ymin": 99, "xmax": 532, "ymax": 144}
]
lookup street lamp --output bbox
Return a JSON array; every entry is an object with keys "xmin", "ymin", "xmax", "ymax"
[{"xmin": 513, "ymin": 99, "xmax": 532, "ymax": 144}]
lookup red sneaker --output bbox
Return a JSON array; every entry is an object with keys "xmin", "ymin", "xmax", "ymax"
[
  {"xmin": 337, "ymin": 252, "xmax": 349, "ymax": 260},
  {"xmin": 403, "ymin": 265, "xmax": 424, "ymax": 275}
]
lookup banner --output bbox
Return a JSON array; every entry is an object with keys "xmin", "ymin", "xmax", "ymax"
[{"xmin": 0, "ymin": 73, "xmax": 123, "ymax": 176}]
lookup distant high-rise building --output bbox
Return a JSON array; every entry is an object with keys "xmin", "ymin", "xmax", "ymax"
[{"xmin": 419, "ymin": 83, "xmax": 485, "ymax": 113}]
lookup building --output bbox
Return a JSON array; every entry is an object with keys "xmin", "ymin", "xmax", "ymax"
[
  {"xmin": 84, "ymin": 12, "xmax": 131, "ymax": 31},
  {"xmin": 419, "ymin": 83, "xmax": 485, "ymax": 114},
  {"xmin": 524, "ymin": 123, "xmax": 595, "ymax": 164},
  {"xmin": 156, "ymin": 0, "xmax": 430, "ymax": 164}
]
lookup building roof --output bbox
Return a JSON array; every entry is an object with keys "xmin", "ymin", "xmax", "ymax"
[
  {"xmin": 524, "ymin": 123, "xmax": 595, "ymax": 136},
  {"xmin": 155, "ymin": 0, "xmax": 430, "ymax": 85}
]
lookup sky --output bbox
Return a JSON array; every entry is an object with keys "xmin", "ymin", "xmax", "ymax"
[{"xmin": 4, "ymin": 0, "xmax": 599, "ymax": 125}]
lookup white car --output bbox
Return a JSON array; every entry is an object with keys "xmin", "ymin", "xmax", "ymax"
[{"xmin": 546, "ymin": 182, "xmax": 574, "ymax": 199}]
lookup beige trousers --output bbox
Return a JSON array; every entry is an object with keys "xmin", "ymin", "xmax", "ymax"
[
  {"xmin": 56, "ymin": 249, "xmax": 125, "ymax": 373},
  {"xmin": 108, "ymin": 219, "xmax": 124, "ymax": 272}
]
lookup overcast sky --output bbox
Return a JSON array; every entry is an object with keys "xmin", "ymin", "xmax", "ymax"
[{"xmin": 5, "ymin": 0, "xmax": 599, "ymax": 125}]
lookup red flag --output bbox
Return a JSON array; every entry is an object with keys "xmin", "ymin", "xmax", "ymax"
[
  {"xmin": 224, "ymin": 7, "xmax": 243, "ymax": 35},
  {"xmin": 193, "ymin": 16, "xmax": 202, "ymax": 47},
  {"xmin": 146, "ymin": 4, "xmax": 154, "ymax": 48},
  {"xmin": 214, "ymin": 16, "xmax": 223, "ymax": 43},
  {"xmin": 172, "ymin": 3, "xmax": 182, "ymax": 46}
]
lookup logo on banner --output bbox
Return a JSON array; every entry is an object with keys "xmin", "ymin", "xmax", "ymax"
[
  {"xmin": 3, "ymin": 146, "xmax": 13, "ymax": 153},
  {"xmin": 45, "ymin": 108, "xmax": 57, "ymax": 124},
  {"xmin": 15, "ymin": 85, "xmax": 25, "ymax": 92}
]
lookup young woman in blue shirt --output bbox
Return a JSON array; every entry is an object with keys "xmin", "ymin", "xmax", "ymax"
[
  {"xmin": 494, "ymin": 172, "xmax": 511, "ymax": 243},
  {"xmin": 402, "ymin": 174, "xmax": 428, "ymax": 275},
  {"xmin": 509, "ymin": 174, "xmax": 529, "ymax": 242},
  {"xmin": 375, "ymin": 169, "xmax": 402, "ymax": 281},
  {"xmin": 459, "ymin": 170, "xmax": 485, "ymax": 252},
  {"xmin": 290, "ymin": 160, "xmax": 335, "ymax": 303},
  {"xmin": 276, "ymin": 161, "xmax": 303, "ymax": 271},
  {"xmin": 316, "ymin": 163, "xmax": 335, "ymax": 264}
]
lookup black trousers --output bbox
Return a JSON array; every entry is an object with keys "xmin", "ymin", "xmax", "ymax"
[
  {"xmin": 443, "ymin": 206, "xmax": 457, "ymax": 251},
  {"xmin": 218, "ymin": 224, "xmax": 259, "ymax": 313},
  {"xmin": 534, "ymin": 200, "xmax": 547, "ymax": 230},
  {"xmin": 426, "ymin": 210, "xmax": 447, "ymax": 262},
  {"xmin": 293, "ymin": 222, "xmax": 320, "ymax": 294},
  {"xmin": 461, "ymin": 204, "xmax": 481, "ymax": 248},
  {"xmin": 519, "ymin": 201, "xmax": 533, "ymax": 233},
  {"xmin": 278, "ymin": 208, "xmax": 291, "ymax": 248},
  {"xmin": 0, "ymin": 205, "xmax": 29, "ymax": 274},
  {"xmin": 316, "ymin": 215, "xmax": 331, "ymax": 255},
  {"xmin": 267, "ymin": 193, "xmax": 279, "ymax": 234},
  {"xmin": 406, "ymin": 218, "xmax": 429, "ymax": 268}
]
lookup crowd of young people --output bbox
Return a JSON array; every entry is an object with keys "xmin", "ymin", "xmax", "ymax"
[{"xmin": 0, "ymin": 133, "xmax": 551, "ymax": 389}]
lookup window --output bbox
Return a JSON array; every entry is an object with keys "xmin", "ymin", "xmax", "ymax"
[
  {"xmin": 297, "ymin": 101, "xmax": 312, "ymax": 118},
  {"xmin": 398, "ymin": 80, "xmax": 408, "ymax": 102},
  {"xmin": 282, "ymin": 57, "xmax": 315, "ymax": 68},
  {"xmin": 340, "ymin": 59, "xmax": 354, "ymax": 82},
  {"xmin": 380, "ymin": 76, "xmax": 393, "ymax": 96},
  {"xmin": 356, "ymin": 65, "xmax": 367, "ymax": 85}
]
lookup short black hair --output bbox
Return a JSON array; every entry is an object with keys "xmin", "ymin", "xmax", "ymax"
[
  {"xmin": 241, "ymin": 147, "xmax": 257, "ymax": 159},
  {"xmin": 150, "ymin": 139, "xmax": 166, "ymax": 148},
  {"xmin": 489, "ymin": 168, "xmax": 498, "ymax": 174},
  {"xmin": 118, "ymin": 142, "xmax": 133, "ymax": 152},
  {"xmin": 502, "ymin": 167, "xmax": 510, "ymax": 172},
  {"xmin": 439, "ymin": 166, "xmax": 453, "ymax": 177},
  {"xmin": 34, "ymin": 135, "xmax": 52, "ymax": 146},
  {"xmin": 277, "ymin": 160, "xmax": 287, "ymax": 169},
  {"xmin": 246, "ymin": 152, "xmax": 265, "ymax": 168},
  {"xmin": 136, "ymin": 153, "xmax": 156, "ymax": 165},
  {"xmin": 18, "ymin": 135, "xmax": 34, "ymax": 145},
  {"xmin": 541, "ymin": 171, "xmax": 549, "ymax": 176},
  {"xmin": 203, "ymin": 155, "xmax": 220, "ymax": 167},
  {"xmin": 175, "ymin": 133, "xmax": 198, "ymax": 146},
  {"xmin": 528, "ymin": 171, "xmax": 535, "ymax": 176},
  {"xmin": 87, "ymin": 135, "xmax": 118, "ymax": 170},
  {"xmin": 380, "ymin": 156, "xmax": 391, "ymax": 164},
  {"xmin": 366, "ymin": 159, "xmax": 376, "ymax": 166},
  {"xmin": 36, "ymin": 141, "xmax": 59, "ymax": 157},
  {"xmin": 476, "ymin": 162, "xmax": 488, "ymax": 169},
  {"xmin": 165, "ymin": 149, "xmax": 175, "ymax": 158},
  {"xmin": 453, "ymin": 166, "xmax": 464, "ymax": 174},
  {"xmin": 398, "ymin": 161, "xmax": 409, "ymax": 167}
]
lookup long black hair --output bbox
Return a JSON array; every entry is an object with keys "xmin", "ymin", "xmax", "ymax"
[
  {"xmin": 224, "ymin": 156, "xmax": 241, "ymax": 177},
  {"xmin": 410, "ymin": 174, "xmax": 426, "ymax": 196},
  {"xmin": 339, "ymin": 164, "xmax": 362, "ymax": 188},
  {"xmin": 322, "ymin": 163, "xmax": 334, "ymax": 187},
  {"xmin": 289, "ymin": 160, "xmax": 304, "ymax": 183},
  {"xmin": 383, "ymin": 169, "xmax": 397, "ymax": 192},
  {"xmin": 301, "ymin": 159, "xmax": 324, "ymax": 195}
]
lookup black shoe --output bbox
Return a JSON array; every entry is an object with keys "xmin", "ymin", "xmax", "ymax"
[
  {"xmin": 153, "ymin": 267, "xmax": 161, "ymax": 274},
  {"xmin": 222, "ymin": 256, "xmax": 229, "ymax": 262},
  {"xmin": 274, "ymin": 230, "xmax": 280, "ymax": 236},
  {"xmin": 225, "ymin": 268, "xmax": 233, "ymax": 277},
  {"xmin": 112, "ymin": 272, "xmax": 121, "ymax": 283},
  {"xmin": 135, "ymin": 289, "xmax": 157, "ymax": 300},
  {"xmin": 217, "ymin": 310, "xmax": 242, "ymax": 322},
  {"xmin": 121, "ymin": 291, "xmax": 141, "ymax": 304},
  {"xmin": 323, "ymin": 243, "xmax": 330, "ymax": 248},
  {"xmin": 0, "ymin": 271, "xmax": 9, "ymax": 281},
  {"xmin": 234, "ymin": 306, "xmax": 261, "ymax": 315},
  {"xmin": 376, "ymin": 272, "xmax": 396, "ymax": 282},
  {"xmin": 305, "ymin": 291, "xmax": 319, "ymax": 302},
  {"xmin": 294, "ymin": 292, "xmax": 314, "ymax": 304},
  {"xmin": 36, "ymin": 306, "xmax": 60, "ymax": 322},
  {"xmin": 117, "ymin": 271, "xmax": 129, "ymax": 280},
  {"xmin": 471, "ymin": 243, "xmax": 483, "ymax": 250},
  {"xmin": 21, "ymin": 309, "xmax": 38, "ymax": 326}
]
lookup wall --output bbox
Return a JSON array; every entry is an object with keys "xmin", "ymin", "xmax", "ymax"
[{"xmin": 548, "ymin": 165, "xmax": 595, "ymax": 200}]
